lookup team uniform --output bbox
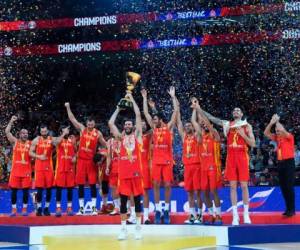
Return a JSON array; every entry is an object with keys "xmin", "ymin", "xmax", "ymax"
[
  {"xmin": 35, "ymin": 136, "xmax": 54, "ymax": 188},
  {"xmin": 118, "ymin": 134, "xmax": 143, "ymax": 196},
  {"xmin": 141, "ymin": 133, "xmax": 152, "ymax": 189},
  {"xmin": 200, "ymin": 132, "xmax": 222, "ymax": 190},
  {"xmin": 152, "ymin": 125, "xmax": 173, "ymax": 183},
  {"xmin": 182, "ymin": 134, "xmax": 201, "ymax": 191},
  {"xmin": 225, "ymin": 123, "xmax": 250, "ymax": 182},
  {"xmin": 9, "ymin": 140, "xmax": 32, "ymax": 189},
  {"xmin": 76, "ymin": 128, "xmax": 100, "ymax": 185},
  {"xmin": 55, "ymin": 138, "xmax": 76, "ymax": 188}
]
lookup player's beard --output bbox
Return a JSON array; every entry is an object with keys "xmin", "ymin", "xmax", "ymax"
[
  {"xmin": 125, "ymin": 128, "xmax": 133, "ymax": 135},
  {"xmin": 64, "ymin": 135, "xmax": 68, "ymax": 139}
]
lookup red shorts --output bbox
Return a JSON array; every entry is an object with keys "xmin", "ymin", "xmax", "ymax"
[
  {"xmin": 152, "ymin": 162, "xmax": 173, "ymax": 183},
  {"xmin": 184, "ymin": 163, "xmax": 201, "ymax": 191},
  {"xmin": 225, "ymin": 151, "xmax": 249, "ymax": 182},
  {"xmin": 201, "ymin": 166, "xmax": 222, "ymax": 191},
  {"xmin": 109, "ymin": 173, "xmax": 118, "ymax": 187},
  {"xmin": 142, "ymin": 161, "xmax": 152, "ymax": 190},
  {"xmin": 55, "ymin": 171, "xmax": 75, "ymax": 188},
  {"xmin": 118, "ymin": 178, "xmax": 144, "ymax": 196},
  {"xmin": 76, "ymin": 158, "xmax": 97, "ymax": 185},
  {"xmin": 35, "ymin": 171, "xmax": 54, "ymax": 188},
  {"xmin": 9, "ymin": 175, "xmax": 32, "ymax": 189}
]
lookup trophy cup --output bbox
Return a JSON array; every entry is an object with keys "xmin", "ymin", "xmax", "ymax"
[{"xmin": 118, "ymin": 72, "xmax": 141, "ymax": 110}]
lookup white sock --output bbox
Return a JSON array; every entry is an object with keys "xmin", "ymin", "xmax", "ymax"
[
  {"xmin": 144, "ymin": 208, "xmax": 149, "ymax": 219},
  {"xmin": 57, "ymin": 202, "xmax": 61, "ymax": 208},
  {"xmin": 189, "ymin": 207, "xmax": 196, "ymax": 216},
  {"xmin": 137, "ymin": 216, "xmax": 142, "ymax": 225},
  {"xmin": 216, "ymin": 207, "xmax": 221, "ymax": 215},
  {"xmin": 121, "ymin": 220, "xmax": 127, "ymax": 230},
  {"xmin": 102, "ymin": 197, "xmax": 108, "ymax": 206},
  {"xmin": 244, "ymin": 204, "xmax": 249, "ymax": 214},
  {"xmin": 232, "ymin": 205, "xmax": 238, "ymax": 216},
  {"xmin": 127, "ymin": 200, "xmax": 131, "ymax": 209},
  {"xmin": 45, "ymin": 202, "xmax": 50, "ymax": 208},
  {"xmin": 130, "ymin": 207, "xmax": 136, "ymax": 217},
  {"xmin": 67, "ymin": 202, "xmax": 72, "ymax": 208},
  {"xmin": 12, "ymin": 204, "xmax": 16, "ymax": 209},
  {"xmin": 37, "ymin": 202, "xmax": 42, "ymax": 209},
  {"xmin": 23, "ymin": 204, "xmax": 27, "ymax": 208},
  {"xmin": 79, "ymin": 198, "xmax": 84, "ymax": 208},
  {"xmin": 197, "ymin": 208, "xmax": 202, "ymax": 215},
  {"xmin": 92, "ymin": 198, "xmax": 97, "ymax": 208},
  {"xmin": 114, "ymin": 199, "xmax": 120, "ymax": 209},
  {"xmin": 208, "ymin": 207, "xmax": 214, "ymax": 215},
  {"xmin": 155, "ymin": 203, "xmax": 161, "ymax": 212},
  {"xmin": 164, "ymin": 203, "xmax": 170, "ymax": 211}
]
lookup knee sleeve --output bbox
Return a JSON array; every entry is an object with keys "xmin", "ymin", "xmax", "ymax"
[{"xmin": 120, "ymin": 194, "xmax": 128, "ymax": 214}]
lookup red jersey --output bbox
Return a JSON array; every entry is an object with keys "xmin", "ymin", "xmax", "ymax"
[
  {"xmin": 227, "ymin": 122, "xmax": 249, "ymax": 153},
  {"xmin": 11, "ymin": 140, "xmax": 32, "ymax": 177},
  {"xmin": 35, "ymin": 136, "xmax": 53, "ymax": 171},
  {"xmin": 118, "ymin": 134, "xmax": 142, "ymax": 180},
  {"xmin": 271, "ymin": 133, "xmax": 295, "ymax": 160},
  {"xmin": 182, "ymin": 134, "xmax": 200, "ymax": 165},
  {"xmin": 108, "ymin": 138, "xmax": 121, "ymax": 174},
  {"xmin": 56, "ymin": 138, "xmax": 76, "ymax": 173},
  {"xmin": 78, "ymin": 128, "xmax": 100, "ymax": 160},
  {"xmin": 141, "ymin": 133, "xmax": 151, "ymax": 164},
  {"xmin": 200, "ymin": 132, "xmax": 221, "ymax": 170},
  {"xmin": 152, "ymin": 125, "xmax": 173, "ymax": 165}
]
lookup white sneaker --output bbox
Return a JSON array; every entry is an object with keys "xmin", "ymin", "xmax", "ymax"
[
  {"xmin": 127, "ymin": 215, "xmax": 137, "ymax": 224},
  {"xmin": 91, "ymin": 207, "xmax": 98, "ymax": 216},
  {"xmin": 76, "ymin": 207, "xmax": 84, "ymax": 216},
  {"xmin": 232, "ymin": 214, "xmax": 240, "ymax": 226},
  {"xmin": 118, "ymin": 228, "xmax": 128, "ymax": 241},
  {"xmin": 134, "ymin": 225, "xmax": 142, "ymax": 240},
  {"xmin": 194, "ymin": 214, "xmax": 203, "ymax": 224},
  {"xmin": 110, "ymin": 208, "xmax": 120, "ymax": 216},
  {"xmin": 243, "ymin": 213, "xmax": 251, "ymax": 224}
]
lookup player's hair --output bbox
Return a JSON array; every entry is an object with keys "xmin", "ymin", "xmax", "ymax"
[
  {"xmin": 123, "ymin": 118, "xmax": 135, "ymax": 126},
  {"xmin": 86, "ymin": 116, "xmax": 95, "ymax": 122},
  {"xmin": 39, "ymin": 124, "xmax": 48, "ymax": 130},
  {"xmin": 153, "ymin": 112, "xmax": 165, "ymax": 122}
]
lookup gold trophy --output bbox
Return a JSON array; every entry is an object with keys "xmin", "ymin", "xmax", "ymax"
[{"xmin": 118, "ymin": 72, "xmax": 141, "ymax": 110}]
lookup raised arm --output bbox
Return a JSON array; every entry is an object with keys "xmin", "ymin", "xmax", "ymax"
[
  {"xmin": 175, "ymin": 97, "xmax": 184, "ymax": 139},
  {"xmin": 194, "ymin": 100, "xmax": 220, "ymax": 142},
  {"xmin": 167, "ymin": 86, "xmax": 178, "ymax": 130},
  {"xmin": 5, "ymin": 116, "xmax": 18, "ymax": 145},
  {"xmin": 264, "ymin": 114, "xmax": 279, "ymax": 140},
  {"xmin": 200, "ymin": 108, "xmax": 225, "ymax": 127},
  {"xmin": 64, "ymin": 102, "xmax": 85, "ymax": 132},
  {"xmin": 141, "ymin": 89, "xmax": 154, "ymax": 129},
  {"xmin": 108, "ymin": 107, "xmax": 122, "ymax": 139},
  {"xmin": 52, "ymin": 127, "xmax": 70, "ymax": 146},
  {"xmin": 127, "ymin": 93, "xmax": 143, "ymax": 143},
  {"xmin": 105, "ymin": 141, "xmax": 112, "ymax": 176}
]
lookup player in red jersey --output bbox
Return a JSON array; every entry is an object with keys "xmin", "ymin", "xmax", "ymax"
[
  {"xmin": 199, "ymin": 107, "xmax": 255, "ymax": 225},
  {"xmin": 65, "ymin": 102, "xmax": 106, "ymax": 215},
  {"xmin": 141, "ymin": 87, "xmax": 178, "ymax": 224},
  {"xmin": 176, "ymin": 99, "xmax": 202, "ymax": 224},
  {"xmin": 5, "ymin": 116, "xmax": 32, "ymax": 216},
  {"xmin": 108, "ymin": 92, "xmax": 143, "ymax": 240},
  {"xmin": 193, "ymin": 99, "xmax": 222, "ymax": 225},
  {"xmin": 54, "ymin": 127, "xmax": 77, "ymax": 217},
  {"xmin": 30, "ymin": 125, "xmax": 69, "ymax": 216},
  {"xmin": 106, "ymin": 136, "xmax": 121, "ymax": 215}
]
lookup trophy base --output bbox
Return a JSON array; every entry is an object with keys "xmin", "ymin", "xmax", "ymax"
[{"xmin": 118, "ymin": 98, "xmax": 133, "ymax": 110}]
